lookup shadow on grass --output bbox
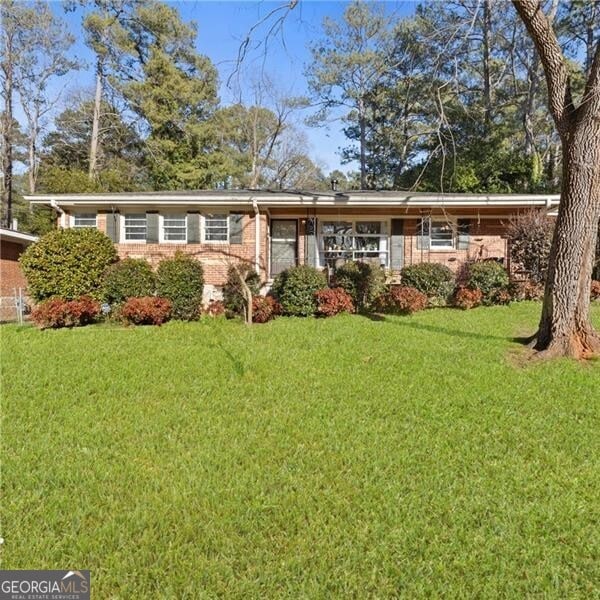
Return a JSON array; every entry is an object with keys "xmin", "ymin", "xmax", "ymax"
[
  {"xmin": 357, "ymin": 312, "xmax": 521, "ymax": 343},
  {"xmin": 213, "ymin": 338, "xmax": 246, "ymax": 376}
]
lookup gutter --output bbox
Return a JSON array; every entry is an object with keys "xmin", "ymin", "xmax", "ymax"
[
  {"xmin": 252, "ymin": 198, "xmax": 261, "ymax": 274},
  {"xmin": 50, "ymin": 199, "xmax": 67, "ymax": 228}
]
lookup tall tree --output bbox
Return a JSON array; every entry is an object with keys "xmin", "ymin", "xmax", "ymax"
[
  {"xmin": 118, "ymin": 1, "xmax": 221, "ymax": 189},
  {"xmin": 0, "ymin": 0, "xmax": 18, "ymax": 227},
  {"xmin": 513, "ymin": 0, "xmax": 600, "ymax": 358},
  {"xmin": 12, "ymin": 2, "xmax": 77, "ymax": 194},
  {"xmin": 306, "ymin": 1, "xmax": 392, "ymax": 189},
  {"xmin": 79, "ymin": 0, "xmax": 141, "ymax": 181},
  {"xmin": 39, "ymin": 96, "xmax": 148, "ymax": 192}
]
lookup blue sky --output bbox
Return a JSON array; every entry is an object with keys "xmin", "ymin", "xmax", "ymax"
[{"xmin": 47, "ymin": 1, "xmax": 415, "ymax": 173}]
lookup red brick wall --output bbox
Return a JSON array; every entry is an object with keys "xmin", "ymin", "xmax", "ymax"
[
  {"xmin": 401, "ymin": 218, "xmax": 508, "ymax": 273},
  {"xmin": 1, "ymin": 240, "xmax": 28, "ymax": 295},
  {"xmin": 72, "ymin": 208, "xmax": 516, "ymax": 286},
  {"xmin": 96, "ymin": 212, "xmax": 268, "ymax": 286},
  {"xmin": 1, "ymin": 240, "xmax": 30, "ymax": 320}
]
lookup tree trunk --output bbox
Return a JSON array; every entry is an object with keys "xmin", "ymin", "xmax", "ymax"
[
  {"xmin": 28, "ymin": 135, "xmax": 36, "ymax": 194},
  {"xmin": 359, "ymin": 99, "xmax": 367, "ymax": 190},
  {"xmin": 482, "ymin": 0, "xmax": 493, "ymax": 130},
  {"xmin": 89, "ymin": 62, "xmax": 103, "ymax": 181},
  {"xmin": 1, "ymin": 29, "xmax": 13, "ymax": 228},
  {"xmin": 534, "ymin": 123, "xmax": 600, "ymax": 359}
]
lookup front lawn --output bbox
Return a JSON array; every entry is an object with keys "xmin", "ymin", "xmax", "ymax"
[{"xmin": 1, "ymin": 303, "xmax": 599, "ymax": 597}]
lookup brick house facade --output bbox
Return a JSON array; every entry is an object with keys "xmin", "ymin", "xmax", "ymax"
[
  {"xmin": 0, "ymin": 228, "xmax": 38, "ymax": 321},
  {"xmin": 27, "ymin": 191, "xmax": 560, "ymax": 298}
]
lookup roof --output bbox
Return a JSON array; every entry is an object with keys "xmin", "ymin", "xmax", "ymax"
[
  {"xmin": 0, "ymin": 228, "xmax": 38, "ymax": 245},
  {"xmin": 24, "ymin": 189, "xmax": 561, "ymax": 208}
]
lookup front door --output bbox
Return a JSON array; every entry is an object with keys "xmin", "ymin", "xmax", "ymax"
[{"xmin": 271, "ymin": 219, "xmax": 297, "ymax": 277}]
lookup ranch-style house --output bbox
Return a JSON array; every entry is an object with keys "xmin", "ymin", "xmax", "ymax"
[{"xmin": 27, "ymin": 190, "xmax": 561, "ymax": 299}]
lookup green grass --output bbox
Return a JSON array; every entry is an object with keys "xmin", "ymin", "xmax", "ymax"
[{"xmin": 1, "ymin": 303, "xmax": 600, "ymax": 598}]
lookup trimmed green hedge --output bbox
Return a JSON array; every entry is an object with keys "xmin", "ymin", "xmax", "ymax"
[
  {"xmin": 103, "ymin": 258, "xmax": 156, "ymax": 305},
  {"xmin": 467, "ymin": 261, "xmax": 510, "ymax": 305},
  {"xmin": 400, "ymin": 262, "xmax": 455, "ymax": 306},
  {"xmin": 156, "ymin": 252, "xmax": 204, "ymax": 320},
  {"xmin": 20, "ymin": 228, "xmax": 117, "ymax": 301},
  {"xmin": 333, "ymin": 261, "xmax": 386, "ymax": 311},
  {"xmin": 271, "ymin": 265, "xmax": 327, "ymax": 316}
]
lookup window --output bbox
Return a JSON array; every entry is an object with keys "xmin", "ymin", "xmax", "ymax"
[
  {"xmin": 320, "ymin": 220, "xmax": 388, "ymax": 267},
  {"xmin": 124, "ymin": 214, "xmax": 146, "ymax": 242},
  {"xmin": 204, "ymin": 214, "xmax": 228, "ymax": 242},
  {"xmin": 162, "ymin": 214, "xmax": 187, "ymax": 242},
  {"xmin": 430, "ymin": 220, "xmax": 455, "ymax": 249},
  {"xmin": 73, "ymin": 213, "xmax": 96, "ymax": 228}
]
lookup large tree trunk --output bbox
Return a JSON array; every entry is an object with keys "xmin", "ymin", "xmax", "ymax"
[
  {"xmin": 534, "ymin": 122, "xmax": 600, "ymax": 358},
  {"xmin": 513, "ymin": 0, "xmax": 600, "ymax": 359}
]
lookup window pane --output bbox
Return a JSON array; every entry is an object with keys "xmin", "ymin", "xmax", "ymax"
[
  {"xmin": 125, "ymin": 214, "xmax": 146, "ymax": 241},
  {"xmin": 431, "ymin": 221, "xmax": 454, "ymax": 247},
  {"xmin": 163, "ymin": 214, "xmax": 187, "ymax": 241},
  {"xmin": 74, "ymin": 214, "xmax": 96, "ymax": 228},
  {"xmin": 355, "ymin": 221, "xmax": 381, "ymax": 234},
  {"xmin": 322, "ymin": 221, "xmax": 352, "ymax": 252},
  {"xmin": 205, "ymin": 214, "xmax": 228, "ymax": 241}
]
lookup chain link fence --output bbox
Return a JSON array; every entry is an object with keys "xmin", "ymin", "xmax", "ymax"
[{"xmin": 0, "ymin": 288, "xmax": 27, "ymax": 324}]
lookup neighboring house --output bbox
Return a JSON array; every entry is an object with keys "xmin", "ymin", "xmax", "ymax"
[
  {"xmin": 26, "ymin": 190, "xmax": 560, "ymax": 297},
  {"xmin": 0, "ymin": 228, "xmax": 38, "ymax": 321}
]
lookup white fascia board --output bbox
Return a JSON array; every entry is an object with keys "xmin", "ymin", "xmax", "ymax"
[
  {"xmin": 25, "ymin": 193, "xmax": 561, "ymax": 208},
  {"xmin": 0, "ymin": 228, "xmax": 39, "ymax": 244}
]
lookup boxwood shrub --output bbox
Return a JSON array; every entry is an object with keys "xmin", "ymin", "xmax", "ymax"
[
  {"xmin": 466, "ymin": 261, "xmax": 510, "ymax": 305},
  {"xmin": 156, "ymin": 252, "xmax": 204, "ymax": 320},
  {"xmin": 333, "ymin": 261, "xmax": 386, "ymax": 311},
  {"xmin": 271, "ymin": 265, "xmax": 327, "ymax": 316},
  {"xmin": 400, "ymin": 262, "xmax": 455, "ymax": 306},
  {"xmin": 102, "ymin": 258, "xmax": 156, "ymax": 305},
  {"xmin": 20, "ymin": 228, "xmax": 117, "ymax": 301}
]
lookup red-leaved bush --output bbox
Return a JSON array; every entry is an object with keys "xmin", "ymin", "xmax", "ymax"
[
  {"xmin": 373, "ymin": 286, "xmax": 427, "ymax": 315},
  {"xmin": 453, "ymin": 286, "xmax": 483, "ymax": 310},
  {"xmin": 591, "ymin": 280, "xmax": 600, "ymax": 301},
  {"xmin": 314, "ymin": 287, "xmax": 355, "ymax": 317},
  {"xmin": 509, "ymin": 280, "xmax": 544, "ymax": 301},
  {"xmin": 205, "ymin": 300, "xmax": 225, "ymax": 317},
  {"xmin": 120, "ymin": 296, "xmax": 172, "ymax": 325},
  {"xmin": 252, "ymin": 295, "xmax": 281, "ymax": 323},
  {"xmin": 31, "ymin": 296, "xmax": 101, "ymax": 329}
]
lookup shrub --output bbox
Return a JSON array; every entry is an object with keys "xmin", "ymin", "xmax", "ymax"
[
  {"xmin": 20, "ymin": 228, "xmax": 117, "ymax": 301},
  {"xmin": 509, "ymin": 280, "xmax": 544, "ymax": 302},
  {"xmin": 31, "ymin": 296, "xmax": 101, "ymax": 329},
  {"xmin": 373, "ymin": 286, "xmax": 427, "ymax": 315},
  {"xmin": 271, "ymin": 265, "xmax": 327, "ymax": 316},
  {"xmin": 400, "ymin": 263, "xmax": 455, "ymax": 306},
  {"xmin": 466, "ymin": 261, "xmax": 510, "ymax": 305},
  {"xmin": 222, "ymin": 264, "xmax": 261, "ymax": 317},
  {"xmin": 314, "ymin": 287, "xmax": 355, "ymax": 317},
  {"xmin": 492, "ymin": 289, "xmax": 512, "ymax": 305},
  {"xmin": 333, "ymin": 261, "xmax": 386, "ymax": 310},
  {"xmin": 453, "ymin": 287, "xmax": 483, "ymax": 310},
  {"xmin": 507, "ymin": 210, "xmax": 554, "ymax": 284},
  {"xmin": 156, "ymin": 252, "xmax": 204, "ymax": 320},
  {"xmin": 120, "ymin": 297, "xmax": 171, "ymax": 325},
  {"xmin": 102, "ymin": 258, "xmax": 156, "ymax": 305},
  {"xmin": 205, "ymin": 300, "xmax": 226, "ymax": 317},
  {"xmin": 252, "ymin": 295, "xmax": 281, "ymax": 323},
  {"xmin": 590, "ymin": 280, "xmax": 600, "ymax": 301}
]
